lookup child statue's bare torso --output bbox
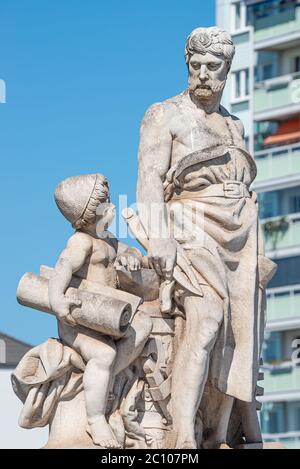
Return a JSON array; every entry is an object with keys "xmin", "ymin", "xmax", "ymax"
[{"xmin": 74, "ymin": 232, "xmax": 119, "ymax": 289}]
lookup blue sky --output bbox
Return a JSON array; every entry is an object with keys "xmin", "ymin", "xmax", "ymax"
[{"xmin": 0, "ymin": 1, "xmax": 215, "ymax": 345}]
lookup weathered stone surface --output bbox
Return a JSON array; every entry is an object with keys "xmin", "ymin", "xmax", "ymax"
[
  {"xmin": 17, "ymin": 272, "xmax": 137, "ymax": 338},
  {"xmin": 135, "ymin": 25, "xmax": 277, "ymax": 449},
  {"xmin": 116, "ymin": 267, "xmax": 159, "ymax": 301},
  {"xmin": 12, "ymin": 26, "xmax": 277, "ymax": 450}
]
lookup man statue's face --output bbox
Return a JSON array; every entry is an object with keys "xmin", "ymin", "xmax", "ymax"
[{"xmin": 187, "ymin": 52, "xmax": 229, "ymax": 100}]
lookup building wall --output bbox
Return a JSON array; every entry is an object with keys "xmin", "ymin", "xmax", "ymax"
[
  {"xmin": 0, "ymin": 368, "xmax": 47, "ymax": 448},
  {"xmin": 216, "ymin": 0, "xmax": 232, "ymax": 111},
  {"xmin": 217, "ymin": 0, "xmax": 300, "ymax": 449},
  {"xmin": 217, "ymin": 0, "xmax": 253, "ymax": 147},
  {"xmin": 0, "ymin": 333, "xmax": 32, "ymax": 367},
  {"xmin": 0, "ymin": 333, "xmax": 47, "ymax": 448}
]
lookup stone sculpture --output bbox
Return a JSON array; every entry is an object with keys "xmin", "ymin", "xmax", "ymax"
[{"xmin": 12, "ymin": 26, "xmax": 277, "ymax": 449}]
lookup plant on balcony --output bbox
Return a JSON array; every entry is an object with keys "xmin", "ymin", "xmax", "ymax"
[{"xmin": 263, "ymin": 217, "xmax": 289, "ymax": 250}]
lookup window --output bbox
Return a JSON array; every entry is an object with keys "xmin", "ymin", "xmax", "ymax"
[
  {"xmin": 288, "ymin": 402, "xmax": 300, "ymax": 431},
  {"xmin": 279, "ymin": 0, "xmax": 297, "ymax": 13},
  {"xmin": 251, "ymin": 0, "xmax": 297, "ymax": 20},
  {"xmin": 255, "ymin": 63, "xmax": 274, "ymax": 82},
  {"xmin": 263, "ymin": 331, "xmax": 282, "ymax": 363},
  {"xmin": 268, "ymin": 404, "xmax": 284, "ymax": 433},
  {"xmin": 231, "ymin": 1, "xmax": 247, "ymax": 32},
  {"xmin": 234, "ymin": 2, "xmax": 241, "ymax": 30},
  {"xmin": 254, "ymin": 120, "xmax": 278, "ymax": 151},
  {"xmin": 261, "ymin": 402, "xmax": 285, "ymax": 434},
  {"xmin": 295, "ymin": 56, "xmax": 300, "ymax": 73},
  {"xmin": 268, "ymin": 256, "xmax": 300, "ymax": 289},
  {"xmin": 244, "ymin": 136, "xmax": 250, "ymax": 151},
  {"xmin": 245, "ymin": 68, "xmax": 249, "ymax": 95},
  {"xmin": 235, "ymin": 71, "xmax": 241, "ymax": 98},
  {"xmin": 258, "ymin": 186, "xmax": 300, "ymax": 219},
  {"xmin": 258, "ymin": 190, "xmax": 280, "ymax": 219},
  {"xmin": 289, "ymin": 195, "xmax": 300, "ymax": 214},
  {"xmin": 262, "ymin": 64, "xmax": 274, "ymax": 80},
  {"xmin": 252, "ymin": 1, "xmax": 274, "ymax": 20},
  {"xmin": 231, "ymin": 69, "xmax": 250, "ymax": 101}
]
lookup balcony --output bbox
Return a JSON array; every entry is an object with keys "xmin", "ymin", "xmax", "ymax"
[
  {"xmin": 253, "ymin": 3, "xmax": 300, "ymax": 49},
  {"xmin": 262, "ymin": 213, "xmax": 300, "ymax": 252},
  {"xmin": 263, "ymin": 431, "xmax": 300, "ymax": 449},
  {"xmin": 254, "ymin": 72, "xmax": 300, "ymax": 119},
  {"xmin": 255, "ymin": 142, "xmax": 300, "ymax": 183},
  {"xmin": 263, "ymin": 364, "xmax": 300, "ymax": 395},
  {"xmin": 267, "ymin": 285, "xmax": 300, "ymax": 323}
]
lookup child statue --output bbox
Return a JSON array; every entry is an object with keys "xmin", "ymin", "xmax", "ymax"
[{"xmin": 48, "ymin": 173, "xmax": 152, "ymax": 448}]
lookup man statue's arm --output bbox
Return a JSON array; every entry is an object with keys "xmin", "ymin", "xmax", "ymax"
[{"xmin": 136, "ymin": 103, "xmax": 176, "ymax": 278}]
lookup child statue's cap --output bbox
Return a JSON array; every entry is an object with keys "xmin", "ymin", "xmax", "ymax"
[{"xmin": 54, "ymin": 173, "xmax": 107, "ymax": 225}]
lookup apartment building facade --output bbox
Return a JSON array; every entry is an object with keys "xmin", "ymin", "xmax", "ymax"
[{"xmin": 216, "ymin": 0, "xmax": 300, "ymax": 448}]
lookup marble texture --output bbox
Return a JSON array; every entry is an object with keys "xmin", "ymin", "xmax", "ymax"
[{"xmin": 12, "ymin": 26, "xmax": 277, "ymax": 449}]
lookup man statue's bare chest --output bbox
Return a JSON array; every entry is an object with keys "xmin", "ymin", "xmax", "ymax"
[
  {"xmin": 177, "ymin": 110, "xmax": 233, "ymax": 144},
  {"xmin": 170, "ymin": 109, "xmax": 237, "ymax": 167}
]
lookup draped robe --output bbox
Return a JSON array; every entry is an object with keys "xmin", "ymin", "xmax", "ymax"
[{"xmin": 164, "ymin": 106, "xmax": 277, "ymax": 402}]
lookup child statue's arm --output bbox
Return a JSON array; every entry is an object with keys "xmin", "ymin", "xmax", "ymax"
[{"xmin": 49, "ymin": 232, "xmax": 92, "ymax": 325}]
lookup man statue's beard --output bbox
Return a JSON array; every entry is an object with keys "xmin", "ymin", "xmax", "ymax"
[{"xmin": 188, "ymin": 77, "xmax": 226, "ymax": 100}]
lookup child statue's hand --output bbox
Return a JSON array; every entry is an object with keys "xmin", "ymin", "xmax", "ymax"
[
  {"xmin": 50, "ymin": 295, "xmax": 82, "ymax": 326},
  {"xmin": 115, "ymin": 254, "xmax": 141, "ymax": 271}
]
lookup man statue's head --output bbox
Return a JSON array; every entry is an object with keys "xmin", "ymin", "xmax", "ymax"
[{"xmin": 185, "ymin": 27, "xmax": 235, "ymax": 101}]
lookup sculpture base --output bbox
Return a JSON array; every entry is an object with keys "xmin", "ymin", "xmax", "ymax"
[
  {"xmin": 42, "ymin": 387, "xmax": 285, "ymax": 450},
  {"xmin": 45, "ymin": 391, "xmax": 97, "ymax": 449},
  {"xmin": 235, "ymin": 442, "xmax": 285, "ymax": 449}
]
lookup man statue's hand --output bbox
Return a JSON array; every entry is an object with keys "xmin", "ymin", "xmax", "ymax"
[
  {"xmin": 115, "ymin": 254, "xmax": 141, "ymax": 271},
  {"xmin": 148, "ymin": 238, "xmax": 176, "ymax": 280}
]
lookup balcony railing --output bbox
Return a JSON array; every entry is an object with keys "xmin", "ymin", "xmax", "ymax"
[
  {"xmin": 255, "ymin": 142, "xmax": 300, "ymax": 182},
  {"xmin": 267, "ymin": 284, "xmax": 300, "ymax": 322},
  {"xmin": 253, "ymin": 3, "xmax": 300, "ymax": 44},
  {"xmin": 263, "ymin": 364, "xmax": 300, "ymax": 394},
  {"xmin": 262, "ymin": 212, "xmax": 300, "ymax": 251},
  {"xmin": 254, "ymin": 72, "xmax": 300, "ymax": 114},
  {"xmin": 263, "ymin": 431, "xmax": 300, "ymax": 449}
]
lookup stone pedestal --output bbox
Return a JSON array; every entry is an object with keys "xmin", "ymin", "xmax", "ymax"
[
  {"xmin": 45, "ymin": 391, "xmax": 96, "ymax": 449},
  {"xmin": 235, "ymin": 442, "xmax": 285, "ymax": 449}
]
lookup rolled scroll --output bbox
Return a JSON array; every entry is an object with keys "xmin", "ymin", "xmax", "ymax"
[{"xmin": 17, "ymin": 272, "xmax": 141, "ymax": 338}]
